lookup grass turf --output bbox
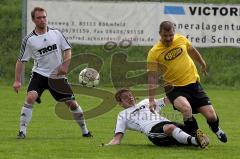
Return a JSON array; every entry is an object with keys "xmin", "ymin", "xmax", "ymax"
[{"xmin": 0, "ymin": 85, "xmax": 238, "ymax": 159}]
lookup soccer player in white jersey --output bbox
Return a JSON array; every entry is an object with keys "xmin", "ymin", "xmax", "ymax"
[
  {"xmin": 103, "ymin": 88, "xmax": 209, "ymax": 148},
  {"xmin": 13, "ymin": 7, "xmax": 92, "ymax": 139}
]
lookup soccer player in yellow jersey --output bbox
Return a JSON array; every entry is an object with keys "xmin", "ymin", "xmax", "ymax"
[{"xmin": 147, "ymin": 21, "xmax": 227, "ymax": 143}]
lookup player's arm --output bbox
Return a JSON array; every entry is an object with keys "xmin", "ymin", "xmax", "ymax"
[
  {"xmin": 148, "ymin": 71, "xmax": 158, "ymax": 112},
  {"xmin": 188, "ymin": 46, "xmax": 207, "ymax": 75},
  {"xmin": 147, "ymin": 50, "xmax": 159, "ymax": 112},
  {"xmin": 104, "ymin": 132, "xmax": 124, "ymax": 146},
  {"xmin": 103, "ymin": 113, "xmax": 126, "ymax": 146},
  {"xmin": 14, "ymin": 36, "xmax": 31, "ymax": 93},
  {"xmin": 57, "ymin": 49, "xmax": 71, "ymax": 75},
  {"xmin": 13, "ymin": 60, "xmax": 25, "ymax": 93}
]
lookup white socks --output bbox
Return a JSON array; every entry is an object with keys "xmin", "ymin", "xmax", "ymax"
[
  {"xmin": 19, "ymin": 103, "xmax": 89, "ymax": 135},
  {"xmin": 172, "ymin": 127, "xmax": 198, "ymax": 145},
  {"xmin": 70, "ymin": 106, "xmax": 89, "ymax": 134},
  {"xmin": 19, "ymin": 103, "xmax": 33, "ymax": 134}
]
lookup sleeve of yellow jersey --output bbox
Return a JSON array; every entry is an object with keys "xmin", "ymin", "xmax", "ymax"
[{"xmin": 147, "ymin": 50, "xmax": 158, "ymax": 72}]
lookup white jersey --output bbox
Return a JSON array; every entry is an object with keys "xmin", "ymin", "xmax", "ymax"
[
  {"xmin": 18, "ymin": 27, "xmax": 71, "ymax": 77},
  {"xmin": 114, "ymin": 98, "xmax": 169, "ymax": 136}
]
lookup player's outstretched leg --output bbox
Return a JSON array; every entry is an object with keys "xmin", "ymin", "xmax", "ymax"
[
  {"xmin": 71, "ymin": 107, "xmax": 92, "ymax": 137},
  {"xmin": 166, "ymin": 124, "xmax": 207, "ymax": 148},
  {"xmin": 67, "ymin": 101, "xmax": 92, "ymax": 137},
  {"xmin": 196, "ymin": 129, "xmax": 209, "ymax": 148}
]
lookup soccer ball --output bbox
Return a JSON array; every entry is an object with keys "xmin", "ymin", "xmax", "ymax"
[{"xmin": 79, "ymin": 68, "xmax": 100, "ymax": 87}]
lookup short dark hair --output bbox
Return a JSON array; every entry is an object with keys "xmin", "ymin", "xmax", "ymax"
[
  {"xmin": 31, "ymin": 7, "xmax": 46, "ymax": 19},
  {"xmin": 115, "ymin": 88, "xmax": 131, "ymax": 102},
  {"xmin": 159, "ymin": 21, "xmax": 175, "ymax": 33}
]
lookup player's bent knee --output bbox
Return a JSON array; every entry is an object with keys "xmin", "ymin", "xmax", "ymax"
[
  {"xmin": 174, "ymin": 97, "xmax": 192, "ymax": 113},
  {"xmin": 68, "ymin": 105, "xmax": 83, "ymax": 114},
  {"xmin": 65, "ymin": 100, "xmax": 78, "ymax": 110},
  {"xmin": 179, "ymin": 104, "xmax": 192, "ymax": 114},
  {"xmin": 26, "ymin": 91, "xmax": 38, "ymax": 104},
  {"xmin": 163, "ymin": 124, "xmax": 176, "ymax": 135},
  {"xmin": 207, "ymin": 108, "xmax": 216, "ymax": 116}
]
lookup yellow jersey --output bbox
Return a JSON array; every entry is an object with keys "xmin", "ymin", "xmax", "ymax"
[{"xmin": 147, "ymin": 34, "xmax": 200, "ymax": 86}]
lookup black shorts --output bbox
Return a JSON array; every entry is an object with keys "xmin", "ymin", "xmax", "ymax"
[
  {"xmin": 27, "ymin": 72, "xmax": 75, "ymax": 103},
  {"xmin": 165, "ymin": 82, "xmax": 211, "ymax": 114},
  {"xmin": 148, "ymin": 121, "xmax": 186, "ymax": 146}
]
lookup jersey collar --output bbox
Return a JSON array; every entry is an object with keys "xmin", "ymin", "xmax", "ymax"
[{"xmin": 33, "ymin": 26, "xmax": 49, "ymax": 36}]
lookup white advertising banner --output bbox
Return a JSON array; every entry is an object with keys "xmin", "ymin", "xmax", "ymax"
[
  {"xmin": 27, "ymin": 0, "xmax": 240, "ymax": 47},
  {"xmin": 162, "ymin": 3, "xmax": 240, "ymax": 47}
]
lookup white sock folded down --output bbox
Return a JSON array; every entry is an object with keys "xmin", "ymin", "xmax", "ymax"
[{"xmin": 70, "ymin": 106, "xmax": 89, "ymax": 134}]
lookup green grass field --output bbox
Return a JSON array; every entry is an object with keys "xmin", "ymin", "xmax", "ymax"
[{"xmin": 0, "ymin": 85, "xmax": 239, "ymax": 159}]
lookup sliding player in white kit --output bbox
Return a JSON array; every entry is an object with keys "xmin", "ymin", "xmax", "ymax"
[
  {"xmin": 13, "ymin": 7, "xmax": 92, "ymax": 139},
  {"xmin": 103, "ymin": 88, "xmax": 209, "ymax": 148}
]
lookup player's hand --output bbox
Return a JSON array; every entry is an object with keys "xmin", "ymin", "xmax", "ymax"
[
  {"xmin": 163, "ymin": 96, "xmax": 170, "ymax": 105},
  {"xmin": 100, "ymin": 143, "xmax": 114, "ymax": 147},
  {"xmin": 57, "ymin": 65, "xmax": 68, "ymax": 76},
  {"xmin": 13, "ymin": 81, "xmax": 21, "ymax": 93},
  {"xmin": 201, "ymin": 64, "xmax": 208, "ymax": 76},
  {"xmin": 149, "ymin": 99, "xmax": 156, "ymax": 113}
]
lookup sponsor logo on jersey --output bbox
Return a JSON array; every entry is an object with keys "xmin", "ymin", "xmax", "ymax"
[
  {"xmin": 164, "ymin": 47, "xmax": 183, "ymax": 61},
  {"xmin": 38, "ymin": 44, "xmax": 57, "ymax": 55},
  {"xmin": 131, "ymin": 105, "xmax": 146, "ymax": 115}
]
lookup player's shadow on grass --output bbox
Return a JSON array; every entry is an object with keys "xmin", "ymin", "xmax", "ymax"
[
  {"xmin": 122, "ymin": 143, "xmax": 203, "ymax": 150},
  {"xmin": 14, "ymin": 136, "xmax": 93, "ymax": 141}
]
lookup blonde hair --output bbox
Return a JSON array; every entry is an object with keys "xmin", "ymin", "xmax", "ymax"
[
  {"xmin": 31, "ymin": 7, "xmax": 46, "ymax": 19},
  {"xmin": 115, "ymin": 88, "xmax": 131, "ymax": 102}
]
